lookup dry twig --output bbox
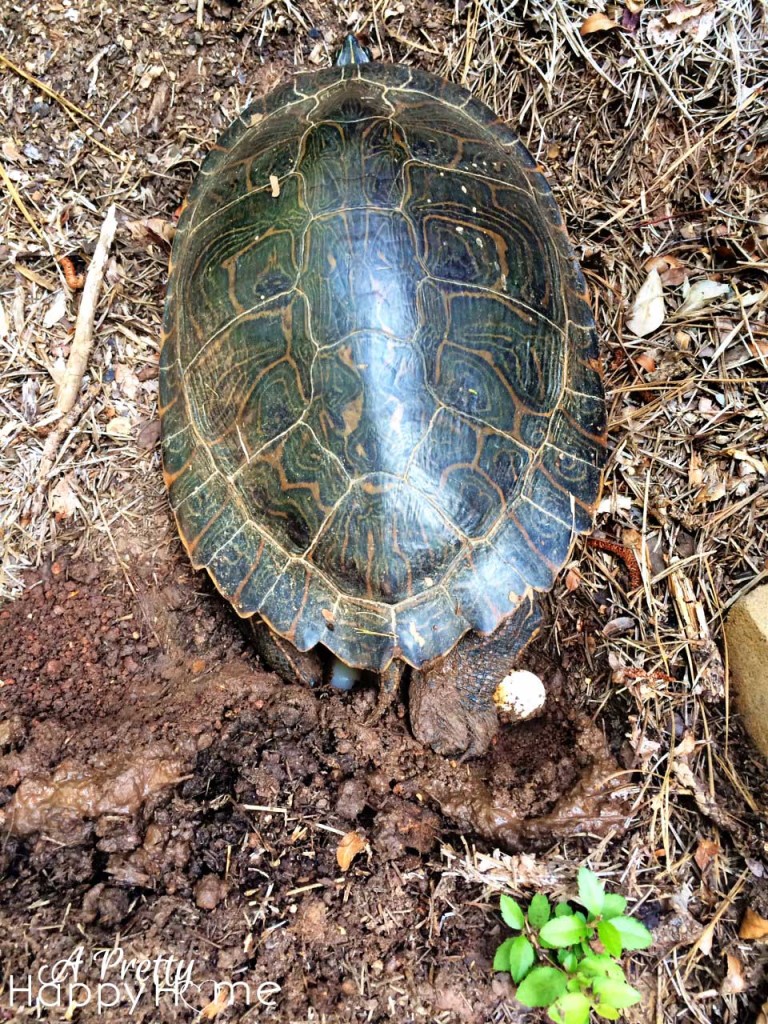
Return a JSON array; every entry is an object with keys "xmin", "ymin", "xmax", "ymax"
[{"xmin": 55, "ymin": 205, "xmax": 117, "ymax": 416}]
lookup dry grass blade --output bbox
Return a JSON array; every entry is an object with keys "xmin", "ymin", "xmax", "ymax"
[{"xmin": 0, "ymin": 162, "xmax": 46, "ymax": 243}]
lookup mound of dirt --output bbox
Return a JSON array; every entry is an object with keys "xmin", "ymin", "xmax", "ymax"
[{"xmin": 0, "ymin": 547, "xmax": 625, "ymax": 1021}]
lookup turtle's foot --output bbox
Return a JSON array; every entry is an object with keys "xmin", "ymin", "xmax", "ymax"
[
  {"xmin": 410, "ymin": 665, "xmax": 498, "ymax": 758},
  {"xmin": 409, "ymin": 595, "xmax": 543, "ymax": 759},
  {"xmin": 250, "ymin": 618, "xmax": 324, "ymax": 688}
]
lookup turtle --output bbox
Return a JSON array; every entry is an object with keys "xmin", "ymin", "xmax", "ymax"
[{"xmin": 160, "ymin": 34, "xmax": 606, "ymax": 758}]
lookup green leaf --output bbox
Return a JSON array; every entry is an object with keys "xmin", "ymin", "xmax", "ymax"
[
  {"xmin": 493, "ymin": 937, "xmax": 516, "ymax": 972},
  {"xmin": 547, "ymin": 992, "xmax": 592, "ymax": 1024},
  {"xmin": 500, "ymin": 894, "xmax": 525, "ymax": 931},
  {"xmin": 555, "ymin": 902, "xmax": 574, "ymax": 917},
  {"xmin": 601, "ymin": 893, "xmax": 627, "ymax": 920},
  {"xmin": 578, "ymin": 868, "xmax": 605, "ymax": 918},
  {"xmin": 539, "ymin": 916, "xmax": 589, "ymax": 948},
  {"xmin": 508, "ymin": 935, "xmax": 535, "ymax": 983},
  {"xmin": 593, "ymin": 978, "xmax": 642, "ymax": 1009},
  {"xmin": 516, "ymin": 967, "xmax": 568, "ymax": 1008},
  {"xmin": 609, "ymin": 916, "xmax": 653, "ymax": 951},
  {"xmin": 594, "ymin": 1005, "xmax": 620, "ymax": 1020},
  {"xmin": 560, "ymin": 952, "xmax": 578, "ymax": 974},
  {"xmin": 528, "ymin": 892, "xmax": 551, "ymax": 929},
  {"xmin": 577, "ymin": 954, "xmax": 625, "ymax": 981},
  {"xmin": 597, "ymin": 920, "xmax": 622, "ymax": 957}
]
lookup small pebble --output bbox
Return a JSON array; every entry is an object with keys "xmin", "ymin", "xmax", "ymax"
[{"xmin": 194, "ymin": 874, "xmax": 225, "ymax": 911}]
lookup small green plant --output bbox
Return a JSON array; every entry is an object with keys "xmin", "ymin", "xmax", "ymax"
[{"xmin": 493, "ymin": 868, "xmax": 652, "ymax": 1024}]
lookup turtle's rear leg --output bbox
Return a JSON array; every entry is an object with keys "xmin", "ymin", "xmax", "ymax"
[
  {"xmin": 250, "ymin": 618, "xmax": 324, "ymax": 688},
  {"xmin": 409, "ymin": 595, "xmax": 543, "ymax": 758}
]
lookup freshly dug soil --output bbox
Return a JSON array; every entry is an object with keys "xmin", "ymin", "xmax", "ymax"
[{"xmin": 0, "ymin": 536, "xmax": 624, "ymax": 1022}]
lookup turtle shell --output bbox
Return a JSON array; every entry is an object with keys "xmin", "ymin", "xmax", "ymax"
[{"xmin": 160, "ymin": 61, "xmax": 606, "ymax": 673}]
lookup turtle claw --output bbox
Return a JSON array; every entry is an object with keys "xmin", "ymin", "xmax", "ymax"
[
  {"xmin": 365, "ymin": 686, "xmax": 397, "ymax": 726},
  {"xmin": 364, "ymin": 661, "xmax": 405, "ymax": 725}
]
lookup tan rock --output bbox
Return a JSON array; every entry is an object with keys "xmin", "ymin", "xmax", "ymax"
[{"xmin": 725, "ymin": 584, "xmax": 768, "ymax": 758}]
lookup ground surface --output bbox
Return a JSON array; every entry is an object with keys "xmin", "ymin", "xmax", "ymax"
[{"xmin": 1, "ymin": 0, "xmax": 768, "ymax": 1022}]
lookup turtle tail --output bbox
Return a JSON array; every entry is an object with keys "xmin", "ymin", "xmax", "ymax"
[{"xmin": 336, "ymin": 34, "xmax": 371, "ymax": 66}]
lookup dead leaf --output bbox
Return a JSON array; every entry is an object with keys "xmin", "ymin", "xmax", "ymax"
[
  {"xmin": 720, "ymin": 953, "xmax": 746, "ymax": 996},
  {"xmin": 565, "ymin": 568, "xmax": 580, "ymax": 592},
  {"xmin": 693, "ymin": 477, "xmax": 726, "ymax": 504},
  {"xmin": 666, "ymin": 1, "xmax": 705, "ymax": 24},
  {"xmin": 625, "ymin": 0, "xmax": 644, "ymax": 11},
  {"xmin": 2, "ymin": 139, "xmax": 26, "ymax": 164},
  {"xmin": 105, "ymin": 415, "xmax": 132, "ymax": 440},
  {"xmin": 729, "ymin": 449, "xmax": 767, "ymax": 477},
  {"xmin": 674, "ymin": 279, "xmax": 730, "ymax": 317},
  {"xmin": 626, "ymin": 269, "xmax": 665, "ymax": 337},
  {"xmin": 696, "ymin": 920, "xmax": 715, "ymax": 956},
  {"xmin": 138, "ymin": 64, "xmax": 163, "ymax": 90},
  {"xmin": 124, "ymin": 216, "xmax": 176, "ymax": 250},
  {"xmin": 114, "ymin": 363, "xmax": 140, "ymax": 401},
  {"xmin": 644, "ymin": 254, "xmax": 684, "ymax": 274},
  {"xmin": 336, "ymin": 831, "xmax": 367, "ymax": 871},
  {"xmin": 661, "ymin": 266, "xmax": 687, "ymax": 287},
  {"xmin": 739, "ymin": 907, "xmax": 768, "ymax": 940},
  {"xmin": 635, "ymin": 351, "xmax": 657, "ymax": 373},
  {"xmin": 688, "ymin": 451, "xmax": 703, "ymax": 487},
  {"xmin": 43, "ymin": 290, "xmax": 67, "ymax": 329},
  {"xmin": 580, "ymin": 12, "xmax": 619, "ymax": 34},
  {"xmin": 137, "ymin": 419, "xmax": 161, "ymax": 450},
  {"xmin": 597, "ymin": 493, "xmax": 633, "ymax": 515},
  {"xmin": 50, "ymin": 354, "xmax": 67, "ymax": 387},
  {"xmin": 694, "ymin": 838, "xmax": 720, "ymax": 873},
  {"xmin": 647, "ymin": 2, "xmax": 716, "ymax": 46},
  {"xmin": 629, "ymin": 731, "xmax": 661, "ymax": 762},
  {"xmin": 48, "ymin": 474, "xmax": 81, "ymax": 518},
  {"xmin": 269, "ymin": 174, "xmax": 280, "ymax": 197},
  {"xmin": 673, "ymin": 731, "xmax": 697, "ymax": 757}
]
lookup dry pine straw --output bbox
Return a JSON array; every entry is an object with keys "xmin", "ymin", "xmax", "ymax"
[{"xmin": 1, "ymin": 0, "xmax": 767, "ymax": 1019}]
